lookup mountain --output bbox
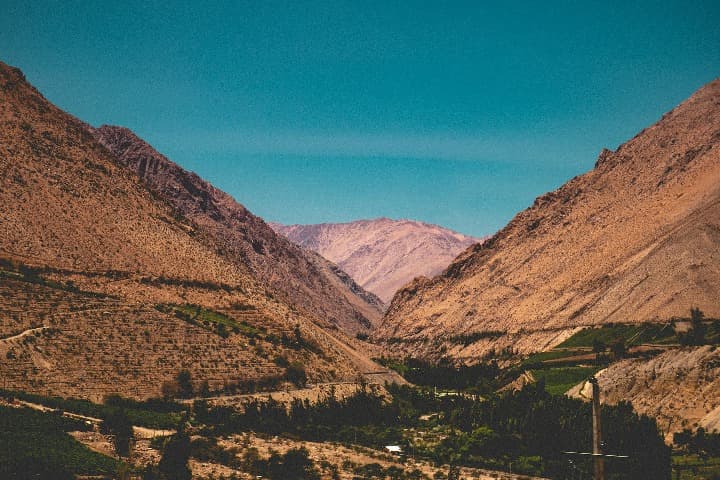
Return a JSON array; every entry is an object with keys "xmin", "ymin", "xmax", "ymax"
[
  {"xmin": 376, "ymin": 77, "xmax": 720, "ymax": 360},
  {"xmin": 272, "ymin": 218, "xmax": 483, "ymax": 303},
  {"xmin": 92, "ymin": 125, "xmax": 383, "ymax": 333},
  {"xmin": 0, "ymin": 61, "xmax": 394, "ymax": 400}
]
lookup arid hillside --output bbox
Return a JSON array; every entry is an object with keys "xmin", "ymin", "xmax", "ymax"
[
  {"xmin": 92, "ymin": 125, "xmax": 383, "ymax": 333},
  {"xmin": 272, "ymin": 218, "xmax": 482, "ymax": 303},
  {"xmin": 376, "ymin": 77, "xmax": 720, "ymax": 359},
  {"xmin": 0, "ymin": 61, "xmax": 395, "ymax": 399}
]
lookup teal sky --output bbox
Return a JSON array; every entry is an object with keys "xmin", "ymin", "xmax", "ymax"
[{"xmin": 2, "ymin": 1, "xmax": 719, "ymax": 237}]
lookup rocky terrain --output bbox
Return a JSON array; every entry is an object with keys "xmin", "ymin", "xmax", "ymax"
[
  {"xmin": 0, "ymin": 61, "xmax": 394, "ymax": 400},
  {"xmin": 272, "ymin": 218, "xmax": 482, "ymax": 303},
  {"xmin": 376, "ymin": 76, "xmax": 720, "ymax": 359},
  {"xmin": 568, "ymin": 346, "xmax": 720, "ymax": 441}
]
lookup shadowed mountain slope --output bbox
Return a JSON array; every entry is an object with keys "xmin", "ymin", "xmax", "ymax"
[
  {"xmin": 376, "ymin": 77, "xmax": 720, "ymax": 360},
  {"xmin": 272, "ymin": 218, "xmax": 482, "ymax": 303},
  {"xmin": 92, "ymin": 125, "xmax": 383, "ymax": 333}
]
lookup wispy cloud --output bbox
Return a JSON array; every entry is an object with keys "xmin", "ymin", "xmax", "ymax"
[{"xmin": 160, "ymin": 128, "xmax": 590, "ymax": 165}]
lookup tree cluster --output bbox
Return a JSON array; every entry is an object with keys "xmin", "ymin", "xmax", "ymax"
[
  {"xmin": 193, "ymin": 382, "xmax": 670, "ymax": 479},
  {"xmin": 674, "ymin": 428, "xmax": 720, "ymax": 457},
  {"xmin": 679, "ymin": 307, "xmax": 708, "ymax": 346},
  {"xmin": 379, "ymin": 357, "xmax": 501, "ymax": 393}
]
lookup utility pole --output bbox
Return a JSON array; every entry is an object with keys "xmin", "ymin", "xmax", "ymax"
[
  {"xmin": 590, "ymin": 376, "xmax": 604, "ymax": 480},
  {"xmin": 563, "ymin": 377, "xmax": 627, "ymax": 477}
]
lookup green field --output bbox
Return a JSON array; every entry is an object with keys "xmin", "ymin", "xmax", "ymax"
[
  {"xmin": 0, "ymin": 405, "xmax": 120, "ymax": 479},
  {"xmin": 557, "ymin": 322, "xmax": 678, "ymax": 348},
  {"xmin": 521, "ymin": 320, "xmax": 720, "ymax": 397},
  {"xmin": 520, "ymin": 348, "xmax": 588, "ymax": 367},
  {"xmin": 530, "ymin": 366, "xmax": 601, "ymax": 395},
  {"xmin": 673, "ymin": 454, "xmax": 720, "ymax": 480}
]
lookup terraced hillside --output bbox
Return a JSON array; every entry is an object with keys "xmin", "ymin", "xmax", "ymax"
[{"xmin": 0, "ymin": 268, "xmax": 381, "ymax": 401}]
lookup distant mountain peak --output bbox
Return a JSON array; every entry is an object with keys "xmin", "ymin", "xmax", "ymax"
[{"xmin": 272, "ymin": 218, "xmax": 486, "ymax": 303}]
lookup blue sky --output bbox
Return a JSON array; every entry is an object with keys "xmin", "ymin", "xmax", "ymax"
[{"xmin": 2, "ymin": 1, "xmax": 719, "ymax": 236}]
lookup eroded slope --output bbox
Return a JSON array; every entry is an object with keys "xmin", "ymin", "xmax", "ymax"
[{"xmin": 0, "ymin": 61, "xmax": 394, "ymax": 398}]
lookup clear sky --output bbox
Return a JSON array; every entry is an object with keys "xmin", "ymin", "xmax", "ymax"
[{"xmin": 2, "ymin": 1, "xmax": 719, "ymax": 237}]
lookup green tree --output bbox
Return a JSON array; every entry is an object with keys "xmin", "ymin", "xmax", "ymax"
[
  {"xmin": 286, "ymin": 361, "xmax": 308, "ymax": 388},
  {"xmin": 680, "ymin": 307, "xmax": 707, "ymax": 346},
  {"xmin": 199, "ymin": 379, "xmax": 211, "ymax": 397},
  {"xmin": 158, "ymin": 428, "xmax": 191, "ymax": 480},
  {"xmin": 267, "ymin": 447, "xmax": 319, "ymax": 480},
  {"xmin": 610, "ymin": 338, "xmax": 626, "ymax": 360},
  {"xmin": 176, "ymin": 369, "xmax": 193, "ymax": 398},
  {"xmin": 161, "ymin": 380, "xmax": 179, "ymax": 401},
  {"xmin": 100, "ymin": 409, "xmax": 134, "ymax": 457}
]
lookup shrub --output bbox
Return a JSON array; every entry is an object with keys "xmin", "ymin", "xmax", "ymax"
[
  {"xmin": 176, "ymin": 369, "xmax": 194, "ymax": 398},
  {"xmin": 679, "ymin": 307, "xmax": 708, "ymax": 346},
  {"xmin": 286, "ymin": 362, "xmax": 308, "ymax": 388}
]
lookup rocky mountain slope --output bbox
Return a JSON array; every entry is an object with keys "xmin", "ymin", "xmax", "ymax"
[
  {"xmin": 0, "ymin": 61, "xmax": 394, "ymax": 399},
  {"xmin": 272, "ymin": 218, "xmax": 482, "ymax": 303},
  {"xmin": 376, "ymin": 77, "xmax": 720, "ymax": 359},
  {"xmin": 92, "ymin": 125, "xmax": 383, "ymax": 333}
]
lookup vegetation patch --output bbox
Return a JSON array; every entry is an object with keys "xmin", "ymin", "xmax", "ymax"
[
  {"xmin": 448, "ymin": 330, "xmax": 505, "ymax": 346},
  {"xmin": 672, "ymin": 454, "xmax": 720, "ymax": 480},
  {"xmin": 0, "ymin": 258, "xmax": 110, "ymax": 298},
  {"xmin": 558, "ymin": 315, "xmax": 720, "ymax": 351},
  {"xmin": 558, "ymin": 322, "xmax": 678, "ymax": 349},
  {"xmin": 155, "ymin": 303, "xmax": 263, "ymax": 338},
  {"xmin": 520, "ymin": 349, "xmax": 588, "ymax": 367},
  {"xmin": 140, "ymin": 275, "xmax": 240, "ymax": 292},
  {"xmin": 195, "ymin": 382, "xmax": 670, "ymax": 479},
  {"xmin": 0, "ymin": 405, "xmax": 119, "ymax": 479},
  {"xmin": 0, "ymin": 389, "xmax": 183, "ymax": 429},
  {"xmin": 377, "ymin": 357, "xmax": 502, "ymax": 394}
]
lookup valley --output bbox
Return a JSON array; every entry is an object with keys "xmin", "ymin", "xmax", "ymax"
[{"xmin": 1, "ymin": 53, "xmax": 719, "ymax": 480}]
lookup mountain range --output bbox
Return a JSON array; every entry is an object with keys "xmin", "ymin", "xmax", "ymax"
[{"xmin": 2, "ymin": 57, "xmax": 719, "ymax": 439}]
